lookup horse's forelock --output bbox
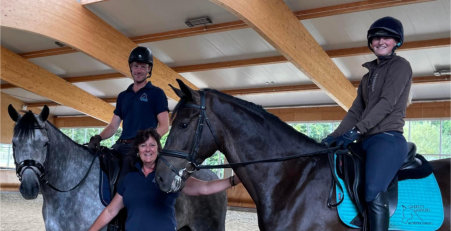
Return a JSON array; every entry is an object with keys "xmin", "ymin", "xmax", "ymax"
[{"xmin": 14, "ymin": 111, "xmax": 41, "ymax": 139}]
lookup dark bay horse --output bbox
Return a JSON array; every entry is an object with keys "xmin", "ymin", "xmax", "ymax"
[
  {"xmin": 155, "ymin": 80, "xmax": 450, "ymax": 231},
  {"xmin": 7, "ymin": 104, "xmax": 226, "ymax": 231}
]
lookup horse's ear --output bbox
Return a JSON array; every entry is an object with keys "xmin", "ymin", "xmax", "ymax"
[
  {"xmin": 170, "ymin": 84, "xmax": 185, "ymax": 99},
  {"xmin": 8, "ymin": 104, "xmax": 20, "ymax": 122},
  {"xmin": 39, "ymin": 105, "xmax": 49, "ymax": 122},
  {"xmin": 176, "ymin": 79, "xmax": 193, "ymax": 101}
]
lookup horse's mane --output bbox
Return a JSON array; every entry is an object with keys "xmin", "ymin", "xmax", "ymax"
[{"xmin": 172, "ymin": 88, "xmax": 318, "ymax": 144}]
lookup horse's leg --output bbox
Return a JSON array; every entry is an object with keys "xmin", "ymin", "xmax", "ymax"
[
  {"xmin": 431, "ymin": 159, "xmax": 450, "ymax": 231},
  {"xmin": 175, "ymin": 170, "xmax": 227, "ymax": 231}
]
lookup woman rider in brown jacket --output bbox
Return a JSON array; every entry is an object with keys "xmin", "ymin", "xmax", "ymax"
[{"xmin": 322, "ymin": 16, "xmax": 412, "ymax": 231}]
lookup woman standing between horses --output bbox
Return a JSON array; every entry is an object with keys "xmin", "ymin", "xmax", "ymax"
[
  {"xmin": 322, "ymin": 16, "xmax": 412, "ymax": 231},
  {"xmin": 89, "ymin": 128, "xmax": 240, "ymax": 231}
]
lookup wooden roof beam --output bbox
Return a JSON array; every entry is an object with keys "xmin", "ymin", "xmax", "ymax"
[
  {"xmin": 224, "ymin": 75, "xmax": 450, "ymax": 95},
  {"xmin": 21, "ymin": 76, "xmax": 449, "ymax": 109},
  {"xmin": 18, "ymin": 0, "xmax": 432, "ymax": 59},
  {"xmin": 51, "ymin": 101, "xmax": 451, "ymax": 128},
  {"xmin": 1, "ymin": 46, "xmax": 114, "ymax": 123},
  {"xmin": 3, "ymin": 37, "xmax": 445, "ymax": 91},
  {"xmin": 211, "ymin": 0, "xmax": 356, "ymax": 110},
  {"xmin": 174, "ymin": 38, "xmax": 450, "ymax": 73}
]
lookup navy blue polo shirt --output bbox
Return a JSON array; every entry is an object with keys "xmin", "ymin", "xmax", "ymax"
[
  {"xmin": 117, "ymin": 163, "xmax": 179, "ymax": 231},
  {"xmin": 114, "ymin": 82, "xmax": 168, "ymax": 139}
]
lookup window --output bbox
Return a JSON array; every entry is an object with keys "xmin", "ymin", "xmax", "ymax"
[
  {"xmin": 1, "ymin": 119, "xmax": 449, "ymax": 169},
  {"xmin": 289, "ymin": 119, "xmax": 451, "ymax": 160}
]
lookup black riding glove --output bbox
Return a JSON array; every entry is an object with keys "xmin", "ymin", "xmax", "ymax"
[
  {"xmin": 336, "ymin": 127, "xmax": 361, "ymax": 148},
  {"xmin": 321, "ymin": 135, "xmax": 338, "ymax": 147},
  {"xmin": 88, "ymin": 135, "xmax": 102, "ymax": 151}
]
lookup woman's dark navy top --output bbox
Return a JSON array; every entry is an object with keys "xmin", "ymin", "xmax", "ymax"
[{"xmin": 117, "ymin": 163, "xmax": 179, "ymax": 231}]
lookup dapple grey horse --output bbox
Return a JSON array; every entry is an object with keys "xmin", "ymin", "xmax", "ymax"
[{"xmin": 8, "ymin": 104, "xmax": 226, "ymax": 231}]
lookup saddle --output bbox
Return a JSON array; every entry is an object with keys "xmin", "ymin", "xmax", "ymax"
[
  {"xmin": 97, "ymin": 147, "xmax": 124, "ymax": 231},
  {"xmin": 335, "ymin": 142, "xmax": 433, "ymax": 227}
]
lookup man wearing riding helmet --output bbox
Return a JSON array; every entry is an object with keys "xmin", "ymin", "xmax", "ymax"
[
  {"xmin": 88, "ymin": 46, "xmax": 169, "ymax": 155},
  {"xmin": 322, "ymin": 16, "xmax": 412, "ymax": 230},
  {"xmin": 87, "ymin": 46, "xmax": 169, "ymax": 230}
]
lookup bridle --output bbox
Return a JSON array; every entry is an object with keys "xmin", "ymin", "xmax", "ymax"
[
  {"xmin": 159, "ymin": 90, "xmax": 222, "ymax": 180},
  {"xmin": 14, "ymin": 124, "xmax": 97, "ymax": 193}
]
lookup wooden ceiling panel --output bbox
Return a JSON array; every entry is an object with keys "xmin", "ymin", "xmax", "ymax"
[{"xmin": 0, "ymin": 0, "xmax": 197, "ymax": 102}]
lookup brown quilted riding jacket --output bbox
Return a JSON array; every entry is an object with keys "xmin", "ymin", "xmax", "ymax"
[{"xmin": 331, "ymin": 54, "xmax": 412, "ymax": 138}]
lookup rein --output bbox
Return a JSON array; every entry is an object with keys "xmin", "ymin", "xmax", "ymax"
[
  {"xmin": 162, "ymin": 146, "xmax": 340, "ymax": 169},
  {"xmin": 43, "ymin": 154, "xmax": 97, "ymax": 192}
]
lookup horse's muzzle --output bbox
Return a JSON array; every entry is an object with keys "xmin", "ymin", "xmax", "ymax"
[{"xmin": 19, "ymin": 168, "xmax": 40, "ymax": 200}]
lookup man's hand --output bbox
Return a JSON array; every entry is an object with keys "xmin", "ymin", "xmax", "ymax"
[
  {"xmin": 88, "ymin": 135, "xmax": 102, "ymax": 151},
  {"xmin": 336, "ymin": 127, "xmax": 361, "ymax": 148}
]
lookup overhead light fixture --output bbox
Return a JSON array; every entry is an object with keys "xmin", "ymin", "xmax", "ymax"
[
  {"xmin": 55, "ymin": 41, "xmax": 65, "ymax": 47},
  {"xmin": 433, "ymin": 70, "xmax": 451, "ymax": 76},
  {"xmin": 185, "ymin": 16, "xmax": 212, "ymax": 27}
]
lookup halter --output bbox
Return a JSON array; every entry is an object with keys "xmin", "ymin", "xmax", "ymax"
[{"xmin": 159, "ymin": 90, "xmax": 222, "ymax": 179}]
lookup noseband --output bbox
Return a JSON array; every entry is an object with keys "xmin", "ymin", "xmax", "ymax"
[
  {"xmin": 159, "ymin": 90, "xmax": 221, "ymax": 179},
  {"xmin": 16, "ymin": 159, "xmax": 46, "ymax": 182}
]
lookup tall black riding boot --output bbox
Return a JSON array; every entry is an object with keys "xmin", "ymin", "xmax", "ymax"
[{"xmin": 367, "ymin": 191, "xmax": 389, "ymax": 231}]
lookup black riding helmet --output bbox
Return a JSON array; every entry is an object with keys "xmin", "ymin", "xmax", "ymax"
[
  {"xmin": 128, "ymin": 46, "xmax": 153, "ymax": 76},
  {"xmin": 367, "ymin": 16, "xmax": 404, "ymax": 51}
]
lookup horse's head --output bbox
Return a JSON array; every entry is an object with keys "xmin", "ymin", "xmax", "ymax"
[
  {"xmin": 156, "ymin": 80, "xmax": 221, "ymax": 193},
  {"xmin": 8, "ymin": 104, "xmax": 50, "ymax": 199}
]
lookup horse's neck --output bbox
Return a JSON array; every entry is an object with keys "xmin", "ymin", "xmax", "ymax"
[
  {"xmin": 214, "ymin": 104, "xmax": 327, "ymax": 216},
  {"xmin": 219, "ymin": 116, "xmax": 323, "ymax": 163},
  {"xmin": 44, "ymin": 123, "xmax": 93, "ymax": 180}
]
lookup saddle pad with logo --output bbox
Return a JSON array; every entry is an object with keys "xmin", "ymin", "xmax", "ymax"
[{"xmin": 336, "ymin": 173, "xmax": 444, "ymax": 230}]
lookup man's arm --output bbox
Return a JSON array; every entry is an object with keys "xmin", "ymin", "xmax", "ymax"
[
  {"xmin": 99, "ymin": 114, "xmax": 122, "ymax": 140},
  {"xmin": 155, "ymin": 111, "xmax": 169, "ymax": 137}
]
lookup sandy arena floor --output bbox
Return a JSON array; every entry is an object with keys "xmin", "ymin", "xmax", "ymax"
[{"xmin": 0, "ymin": 191, "xmax": 258, "ymax": 231}]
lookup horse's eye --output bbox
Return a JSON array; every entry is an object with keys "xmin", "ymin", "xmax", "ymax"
[{"xmin": 179, "ymin": 123, "xmax": 189, "ymax": 129}]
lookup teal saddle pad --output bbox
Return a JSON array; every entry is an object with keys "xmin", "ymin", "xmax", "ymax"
[{"xmin": 336, "ymin": 172, "xmax": 444, "ymax": 230}]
